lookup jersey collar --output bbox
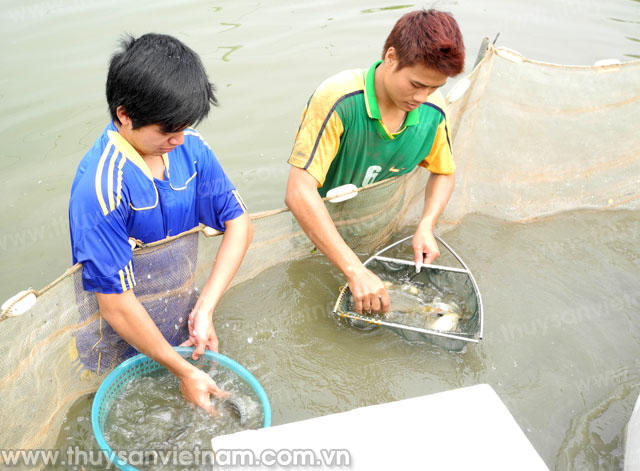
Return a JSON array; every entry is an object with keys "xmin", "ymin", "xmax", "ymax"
[
  {"xmin": 364, "ymin": 60, "xmax": 420, "ymax": 128},
  {"xmin": 106, "ymin": 121, "xmax": 165, "ymax": 182}
]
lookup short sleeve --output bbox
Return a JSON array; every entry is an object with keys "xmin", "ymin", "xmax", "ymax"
[
  {"xmin": 418, "ymin": 98, "xmax": 456, "ymax": 175},
  {"xmin": 70, "ymin": 197, "xmax": 136, "ymax": 294},
  {"xmin": 288, "ymin": 80, "xmax": 346, "ymax": 186},
  {"xmin": 196, "ymin": 147, "xmax": 247, "ymax": 231}
]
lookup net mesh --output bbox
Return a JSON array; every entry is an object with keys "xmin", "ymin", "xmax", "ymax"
[
  {"xmin": 335, "ymin": 256, "xmax": 481, "ymax": 351},
  {"xmin": 444, "ymin": 46, "xmax": 640, "ymax": 227},
  {"xmin": 1, "ymin": 45, "xmax": 639, "ymax": 462},
  {"xmin": 0, "ymin": 167, "xmax": 428, "ymax": 457}
]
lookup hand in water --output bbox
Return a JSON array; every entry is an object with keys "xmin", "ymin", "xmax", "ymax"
[
  {"xmin": 413, "ymin": 227, "xmax": 440, "ymax": 271},
  {"xmin": 179, "ymin": 367, "xmax": 230, "ymax": 415},
  {"xmin": 181, "ymin": 309, "xmax": 219, "ymax": 358},
  {"xmin": 347, "ymin": 267, "xmax": 390, "ymax": 314}
]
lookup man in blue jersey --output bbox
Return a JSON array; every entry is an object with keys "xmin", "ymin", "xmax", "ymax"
[{"xmin": 69, "ymin": 34, "xmax": 252, "ymax": 413}]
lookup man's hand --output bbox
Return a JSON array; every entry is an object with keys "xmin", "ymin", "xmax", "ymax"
[
  {"xmin": 286, "ymin": 167, "xmax": 394, "ymax": 314},
  {"xmin": 346, "ymin": 267, "xmax": 391, "ymax": 314},
  {"xmin": 413, "ymin": 225, "xmax": 441, "ymax": 269},
  {"xmin": 414, "ymin": 172, "xmax": 454, "ymax": 270},
  {"xmin": 181, "ymin": 309, "xmax": 219, "ymax": 358},
  {"xmin": 96, "ymin": 291, "xmax": 227, "ymax": 414},
  {"xmin": 181, "ymin": 212, "xmax": 252, "ymax": 360},
  {"xmin": 178, "ymin": 366, "xmax": 229, "ymax": 414}
]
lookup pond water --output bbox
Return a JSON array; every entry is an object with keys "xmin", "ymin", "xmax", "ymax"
[
  {"xmin": 1, "ymin": 1, "xmax": 639, "ymax": 470},
  {"xmin": 46, "ymin": 209, "xmax": 640, "ymax": 470}
]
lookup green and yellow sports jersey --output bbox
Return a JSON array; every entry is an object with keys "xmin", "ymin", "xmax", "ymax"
[{"xmin": 289, "ymin": 60, "xmax": 455, "ymax": 197}]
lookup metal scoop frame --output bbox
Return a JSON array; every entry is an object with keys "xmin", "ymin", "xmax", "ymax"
[{"xmin": 332, "ymin": 234, "xmax": 484, "ymax": 345}]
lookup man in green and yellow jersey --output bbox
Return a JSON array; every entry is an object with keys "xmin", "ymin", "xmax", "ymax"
[{"xmin": 285, "ymin": 9, "xmax": 465, "ymax": 314}]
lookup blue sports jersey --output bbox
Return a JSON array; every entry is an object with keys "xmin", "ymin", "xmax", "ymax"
[{"xmin": 69, "ymin": 122, "xmax": 247, "ymax": 294}]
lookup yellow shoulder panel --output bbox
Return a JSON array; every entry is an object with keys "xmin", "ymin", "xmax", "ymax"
[
  {"xmin": 419, "ymin": 119, "xmax": 456, "ymax": 174},
  {"xmin": 289, "ymin": 69, "xmax": 363, "ymax": 185}
]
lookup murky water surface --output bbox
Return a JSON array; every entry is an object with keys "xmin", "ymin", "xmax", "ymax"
[
  {"xmin": 1, "ymin": 1, "xmax": 639, "ymax": 470},
  {"xmin": 1, "ymin": 0, "xmax": 638, "ymax": 300},
  {"xmin": 46, "ymin": 209, "xmax": 640, "ymax": 471}
]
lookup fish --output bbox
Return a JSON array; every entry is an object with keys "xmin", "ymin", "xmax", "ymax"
[
  {"xmin": 167, "ymin": 426, "xmax": 189, "ymax": 441},
  {"xmin": 224, "ymin": 396, "xmax": 248, "ymax": 426},
  {"xmin": 350, "ymin": 281, "xmax": 468, "ymax": 333},
  {"xmin": 384, "ymin": 280, "xmax": 419, "ymax": 295},
  {"xmin": 382, "ymin": 289, "xmax": 464, "ymax": 332},
  {"xmin": 421, "ymin": 299, "xmax": 463, "ymax": 332},
  {"xmin": 387, "ymin": 288, "xmax": 425, "ymax": 313},
  {"xmin": 426, "ymin": 312, "xmax": 461, "ymax": 332}
]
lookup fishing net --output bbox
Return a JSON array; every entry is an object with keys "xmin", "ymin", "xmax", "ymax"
[
  {"xmin": 333, "ymin": 235, "xmax": 483, "ymax": 351},
  {"xmin": 443, "ymin": 45, "xmax": 640, "ymax": 227},
  {"xmin": 1, "ymin": 45, "xmax": 639, "ymax": 464},
  {"xmin": 0, "ymin": 169, "xmax": 427, "ymax": 458}
]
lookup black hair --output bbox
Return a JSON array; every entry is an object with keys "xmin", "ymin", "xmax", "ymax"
[{"xmin": 106, "ymin": 33, "xmax": 218, "ymax": 132}]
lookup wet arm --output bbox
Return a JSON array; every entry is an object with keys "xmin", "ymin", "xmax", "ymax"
[
  {"xmin": 96, "ymin": 291, "xmax": 224, "ymax": 412},
  {"xmin": 189, "ymin": 212, "xmax": 252, "ymax": 338},
  {"xmin": 96, "ymin": 291, "xmax": 196, "ymax": 379},
  {"xmin": 413, "ymin": 172, "xmax": 455, "ymax": 265},
  {"xmin": 284, "ymin": 166, "xmax": 389, "ymax": 313}
]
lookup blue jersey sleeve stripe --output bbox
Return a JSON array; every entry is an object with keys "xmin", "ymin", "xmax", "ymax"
[
  {"xmin": 128, "ymin": 260, "xmax": 136, "ymax": 286},
  {"xmin": 124, "ymin": 264, "xmax": 134, "ymax": 290},
  {"xmin": 232, "ymin": 190, "xmax": 248, "ymax": 213},
  {"xmin": 95, "ymin": 142, "xmax": 115, "ymax": 215},
  {"xmin": 116, "ymin": 153, "xmax": 126, "ymax": 207},
  {"xmin": 107, "ymin": 130, "xmax": 153, "ymax": 181},
  {"xmin": 118, "ymin": 269, "xmax": 127, "ymax": 292},
  {"xmin": 107, "ymin": 150, "xmax": 119, "ymax": 211}
]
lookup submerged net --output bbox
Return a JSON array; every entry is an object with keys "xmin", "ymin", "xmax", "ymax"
[
  {"xmin": 332, "ymin": 234, "xmax": 483, "ymax": 351},
  {"xmin": 335, "ymin": 258, "xmax": 481, "ymax": 351},
  {"xmin": 1, "ymin": 45, "xmax": 639, "ymax": 462}
]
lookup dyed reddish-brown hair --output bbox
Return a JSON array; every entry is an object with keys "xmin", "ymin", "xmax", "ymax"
[{"xmin": 383, "ymin": 9, "xmax": 465, "ymax": 76}]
